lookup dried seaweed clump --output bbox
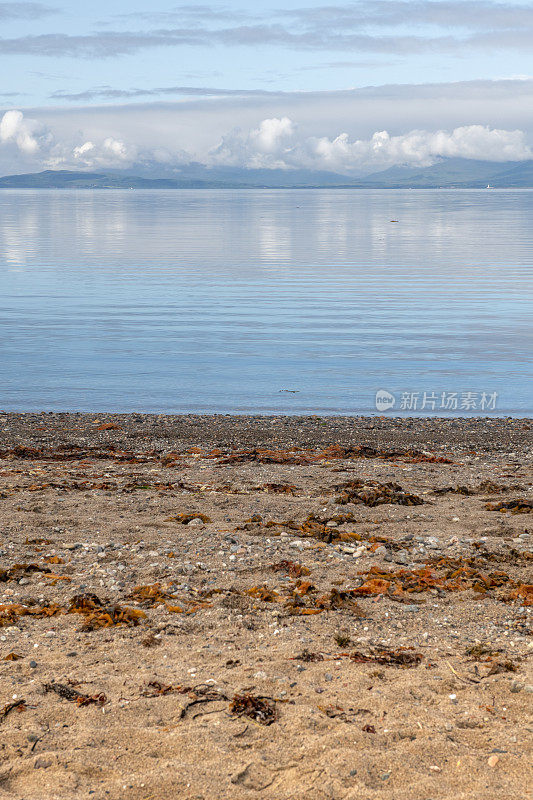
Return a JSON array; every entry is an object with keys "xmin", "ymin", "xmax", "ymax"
[
  {"xmin": 294, "ymin": 649, "xmax": 324, "ymax": 662},
  {"xmin": 255, "ymin": 513, "xmax": 361, "ymax": 544},
  {"xmin": 218, "ymin": 449, "xmax": 311, "ymax": 465},
  {"xmin": 334, "ymin": 480, "xmax": 424, "ymax": 507},
  {"xmin": 244, "ymin": 580, "xmax": 365, "ymax": 616},
  {"xmin": 165, "ymin": 513, "xmax": 212, "ymax": 524},
  {"xmin": 486, "ymin": 499, "xmax": 532, "ymax": 514},
  {"xmin": 349, "ymin": 562, "xmax": 532, "ymax": 606},
  {"xmin": 230, "ymin": 694, "xmax": 278, "ymax": 725},
  {"xmin": 0, "ymin": 563, "xmax": 51, "ymax": 582},
  {"xmin": 347, "ymin": 647, "xmax": 422, "ymax": 668},
  {"xmin": 44, "ymin": 682, "xmax": 107, "ymax": 706},
  {"xmin": 270, "ymin": 560, "xmax": 310, "ymax": 578},
  {"xmin": 434, "ymin": 481, "xmax": 521, "ymax": 496},
  {"xmin": 0, "ymin": 603, "xmax": 62, "ymax": 627},
  {"xmin": 68, "ymin": 593, "xmax": 146, "ymax": 630},
  {"xmin": 257, "ymin": 483, "xmax": 297, "ymax": 494},
  {"xmin": 129, "ymin": 583, "xmax": 175, "ymax": 605}
]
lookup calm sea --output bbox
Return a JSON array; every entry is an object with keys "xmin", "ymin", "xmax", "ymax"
[{"xmin": 0, "ymin": 189, "xmax": 531, "ymax": 415}]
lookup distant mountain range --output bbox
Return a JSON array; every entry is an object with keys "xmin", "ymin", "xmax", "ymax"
[
  {"xmin": 355, "ymin": 158, "xmax": 533, "ymax": 188},
  {"xmin": 1, "ymin": 158, "xmax": 533, "ymax": 188}
]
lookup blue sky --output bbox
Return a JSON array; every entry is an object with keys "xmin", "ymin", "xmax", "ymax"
[{"xmin": 0, "ymin": 1, "xmax": 532, "ymax": 174}]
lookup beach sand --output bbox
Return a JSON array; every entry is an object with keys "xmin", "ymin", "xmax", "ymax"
[{"xmin": 0, "ymin": 413, "xmax": 531, "ymax": 799}]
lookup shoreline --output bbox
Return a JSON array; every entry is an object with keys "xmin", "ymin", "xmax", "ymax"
[
  {"xmin": 1, "ymin": 412, "xmax": 531, "ymax": 452},
  {"xmin": 0, "ymin": 412, "xmax": 531, "ymax": 799}
]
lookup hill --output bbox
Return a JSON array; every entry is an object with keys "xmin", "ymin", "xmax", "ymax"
[{"xmin": 1, "ymin": 159, "xmax": 532, "ymax": 188}]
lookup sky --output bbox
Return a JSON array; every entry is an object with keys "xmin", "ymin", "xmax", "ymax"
[{"xmin": 0, "ymin": 0, "xmax": 532, "ymax": 175}]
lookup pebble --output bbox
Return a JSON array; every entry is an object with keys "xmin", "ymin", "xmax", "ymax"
[
  {"xmin": 34, "ymin": 758, "xmax": 52, "ymax": 770},
  {"xmin": 394, "ymin": 552, "xmax": 410, "ymax": 565},
  {"xmin": 29, "ymin": 661, "xmax": 37, "ymax": 668}
]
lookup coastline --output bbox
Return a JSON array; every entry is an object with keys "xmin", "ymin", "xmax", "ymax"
[
  {"xmin": 1, "ymin": 412, "xmax": 531, "ymax": 452},
  {"xmin": 0, "ymin": 413, "xmax": 531, "ymax": 799}
]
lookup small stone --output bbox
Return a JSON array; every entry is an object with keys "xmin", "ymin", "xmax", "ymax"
[
  {"xmin": 325, "ymin": 673, "xmax": 333, "ymax": 682},
  {"xmin": 394, "ymin": 552, "xmax": 409, "ymax": 565},
  {"xmin": 34, "ymin": 758, "xmax": 52, "ymax": 769},
  {"xmin": 188, "ymin": 518, "xmax": 204, "ymax": 526},
  {"xmin": 524, "ymin": 685, "xmax": 533, "ymax": 694},
  {"xmin": 487, "ymin": 755, "xmax": 499, "ymax": 767},
  {"xmin": 29, "ymin": 661, "xmax": 37, "ymax": 668},
  {"xmin": 510, "ymin": 681, "xmax": 524, "ymax": 693}
]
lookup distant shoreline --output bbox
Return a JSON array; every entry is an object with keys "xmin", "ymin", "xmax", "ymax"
[
  {"xmin": 1, "ymin": 161, "xmax": 533, "ymax": 189},
  {"xmin": 1, "ymin": 413, "xmax": 530, "ymax": 453}
]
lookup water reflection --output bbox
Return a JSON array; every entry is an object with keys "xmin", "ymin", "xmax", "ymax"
[{"xmin": 0, "ymin": 189, "xmax": 531, "ymax": 414}]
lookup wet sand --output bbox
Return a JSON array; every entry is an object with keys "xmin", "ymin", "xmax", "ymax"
[{"xmin": 0, "ymin": 414, "xmax": 531, "ymax": 799}]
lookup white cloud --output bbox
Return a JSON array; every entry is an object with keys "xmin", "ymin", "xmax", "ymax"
[
  {"xmin": 211, "ymin": 116, "xmax": 296, "ymax": 168},
  {"xmin": 0, "ymin": 110, "xmax": 137, "ymax": 170},
  {"xmin": 13, "ymin": 78, "xmax": 533, "ymax": 166},
  {"xmin": 210, "ymin": 119, "xmax": 533, "ymax": 172},
  {"xmin": 72, "ymin": 136, "xmax": 135, "ymax": 167},
  {"xmin": 0, "ymin": 102, "xmax": 532, "ymax": 177},
  {"xmin": 0, "ymin": 109, "xmax": 41, "ymax": 154}
]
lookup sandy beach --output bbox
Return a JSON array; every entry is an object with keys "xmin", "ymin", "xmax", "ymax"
[{"xmin": 0, "ymin": 413, "xmax": 531, "ymax": 800}]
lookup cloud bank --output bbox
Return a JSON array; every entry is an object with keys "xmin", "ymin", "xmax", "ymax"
[
  {"xmin": 1, "ymin": 1, "xmax": 533, "ymax": 58},
  {"xmin": 211, "ymin": 118, "xmax": 533, "ymax": 171},
  {"xmin": 1, "ymin": 107, "xmax": 531, "ymax": 177},
  {"xmin": 0, "ymin": 109, "xmax": 134, "ymax": 170}
]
